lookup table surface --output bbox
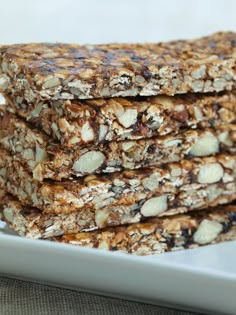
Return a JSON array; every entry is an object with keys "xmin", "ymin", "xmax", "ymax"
[{"xmin": 0, "ymin": 276, "xmax": 205, "ymax": 315}]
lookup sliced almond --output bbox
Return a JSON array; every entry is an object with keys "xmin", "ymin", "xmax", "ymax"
[
  {"xmin": 35, "ymin": 145, "xmax": 48, "ymax": 163},
  {"xmin": 190, "ymin": 132, "xmax": 219, "ymax": 156},
  {"xmin": 81, "ymin": 121, "xmax": 94, "ymax": 142},
  {"xmin": 0, "ymin": 74, "xmax": 9, "ymax": 91},
  {"xmin": 117, "ymin": 109, "xmax": 138, "ymax": 128},
  {"xmin": 95, "ymin": 209, "xmax": 109, "ymax": 227},
  {"xmin": 121, "ymin": 141, "xmax": 135, "ymax": 152},
  {"xmin": 142, "ymin": 173, "xmax": 160, "ymax": 191},
  {"xmin": 22, "ymin": 148, "xmax": 34, "ymax": 160},
  {"xmin": 42, "ymin": 77, "xmax": 60, "ymax": 89},
  {"xmin": 141, "ymin": 195, "xmax": 168, "ymax": 217},
  {"xmin": 73, "ymin": 151, "xmax": 105, "ymax": 173},
  {"xmin": 198, "ymin": 163, "xmax": 224, "ymax": 184},
  {"xmin": 218, "ymin": 131, "xmax": 233, "ymax": 147},
  {"xmin": 98, "ymin": 124, "xmax": 108, "ymax": 142},
  {"xmin": 193, "ymin": 219, "xmax": 223, "ymax": 244},
  {"xmin": 3, "ymin": 207, "xmax": 14, "ymax": 223}
]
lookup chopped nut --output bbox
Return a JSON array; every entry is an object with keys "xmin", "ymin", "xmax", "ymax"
[
  {"xmin": 81, "ymin": 121, "xmax": 94, "ymax": 142},
  {"xmin": 58, "ymin": 118, "xmax": 72, "ymax": 132},
  {"xmin": 3, "ymin": 207, "xmax": 14, "ymax": 223},
  {"xmin": 31, "ymin": 103, "xmax": 44, "ymax": 118},
  {"xmin": 135, "ymin": 75, "xmax": 145, "ymax": 84},
  {"xmin": 0, "ymin": 168, "xmax": 6, "ymax": 177},
  {"xmin": 101, "ymin": 87, "xmax": 111, "ymax": 97},
  {"xmin": 95, "ymin": 209, "xmax": 109, "ymax": 227},
  {"xmin": 42, "ymin": 77, "xmax": 61, "ymax": 89},
  {"xmin": 218, "ymin": 131, "xmax": 233, "ymax": 147},
  {"xmin": 0, "ymin": 74, "xmax": 9, "ymax": 91},
  {"xmin": 33, "ymin": 164, "xmax": 43, "ymax": 181},
  {"xmin": 98, "ymin": 240, "xmax": 110, "ymax": 250},
  {"xmin": 192, "ymin": 80, "xmax": 204, "ymax": 92},
  {"xmin": 95, "ymin": 197, "xmax": 114, "ymax": 209},
  {"xmin": 113, "ymin": 179, "xmax": 126, "ymax": 187},
  {"xmin": 22, "ymin": 148, "xmax": 34, "ymax": 160},
  {"xmin": 1, "ymin": 61, "xmax": 8, "ymax": 73},
  {"xmin": 142, "ymin": 173, "xmax": 160, "ymax": 191},
  {"xmin": 15, "ymin": 144, "xmax": 23, "ymax": 153},
  {"xmin": 117, "ymin": 109, "xmax": 138, "ymax": 128},
  {"xmin": 121, "ymin": 141, "xmax": 135, "ymax": 151},
  {"xmin": 141, "ymin": 196, "xmax": 168, "ymax": 217},
  {"xmin": 51, "ymin": 123, "xmax": 60, "ymax": 138},
  {"xmin": 163, "ymin": 139, "xmax": 182, "ymax": 147},
  {"xmin": 170, "ymin": 165, "xmax": 182, "ymax": 177},
  {"xmin": 192, "ymin": 65, "xmax": 206, "ymax": 79},
  {"xmin": 68, "ymin": 136, "xmax": 80, "ymax": 145},
  {"xmin": 72, "ymin": 151, "xmax": 105, "ymax": 173},
  {"xmin": 193, "ymin": 219, "xmax": 223, "ymax": 244},
  {"xmin": 198, "ymin": 163, "xmax": 224, "ymax": 184},
  {"xmin": 205, "ymin": 184, "xmax": 224, "ymax": 202},
  {"xmin": 193, "ymin": 106, "xmax": 203, "ymax": 120},
  {"xmin": 222, "ymin": 173, "xmax": 234, "ymax": 183},
  {"xmin": 98, "ymin": 124, "xmax": 108, "ymax": 142},
  {"xmin": 35, "ymin": 145, "xmax": 48, "ymax": 163},
  {"xmin": 0, "ymin": 93, "xmax": 6, "ymax": 105},
  {"xmin": 213, "ymin": 78, "xmax": 227, "ymax": 91},
  {"xmin": 190, "ymin": 132, "xmax": 219, "ymax": 156}
]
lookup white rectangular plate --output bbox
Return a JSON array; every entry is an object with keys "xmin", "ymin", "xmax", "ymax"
[{"xmin": 0, "ymin": 234, "xmax": 236, "ymax": 314}]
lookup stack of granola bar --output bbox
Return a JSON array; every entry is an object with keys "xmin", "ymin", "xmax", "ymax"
[{"xmin": 0, "ymin": 32, "xmax": 235, "ymax": 255}]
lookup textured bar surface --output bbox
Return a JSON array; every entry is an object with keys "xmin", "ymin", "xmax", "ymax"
[
  {"xmin": 56, "ymin": 204, "xmax": 236, "ymax": 255},
  {"xmin": 5, "ymin": 91, "xmax": 236, "ymax": 148},
  {"xmin": 0, "ymin": 32, "xmax": 236, "ymax": 102},
  {"xmin": 0, "ymin": 195, "xmax": 235, "ymax": 255},
  {"xmin": 0, "ymin": 111, "xmax": 235, "ymax": 180},
  {"xmin": 0, "ymin": 149, "xmax": 235, "ymax": 231}
]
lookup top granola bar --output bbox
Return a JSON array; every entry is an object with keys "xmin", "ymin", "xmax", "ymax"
[{"xmin": 0, "ymin": 32, "xmax": 236, "ymax": 101}]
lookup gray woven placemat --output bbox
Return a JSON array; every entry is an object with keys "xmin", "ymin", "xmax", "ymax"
[{"xmin": 0, "ymin": 276, "xmax": 206, "ymax": 315}]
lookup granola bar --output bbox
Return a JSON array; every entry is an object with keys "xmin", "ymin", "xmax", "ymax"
[
  {"xmin": 0, "ymin": 32, "xmax": 236, "ymax": 102},
  {"xmin": 4, "ymin": 91, "xmax": 236, "ymax": 148},
  {"xmin": 0, "ymin": 111, "xmax": 235, "ymax": 180},
  {"xmin": 0, "ymin": 149, "xmax": 235, "ymax": 230},
  {"xmin": 0, "ymin": 194, "xmax": 235, "ymax": 256},
  {"xmin": 56, "ymin": 204, "xmax": 236, "ymax": 255}
]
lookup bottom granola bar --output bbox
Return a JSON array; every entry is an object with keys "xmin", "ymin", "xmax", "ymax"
[
  {"xmin": 0, "ymin": 194, "xmax": 235, "ymax": 256},
  {"xmin": 58, "ymin": 204, "xmax": 236, "ymax": 255},
  {"xmin": 0, "ymin": 185, "xmax": 235, "ymax": 239}
]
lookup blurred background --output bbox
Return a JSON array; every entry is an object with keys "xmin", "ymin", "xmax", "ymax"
[{"xmin": 0, "ymin": 0, "xmax": 235, "ymax": 44}]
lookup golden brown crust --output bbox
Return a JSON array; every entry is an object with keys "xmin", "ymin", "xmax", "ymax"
[{"xmin": 0, "ymin": 32, "xmax": 236, "ymax": 101}]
